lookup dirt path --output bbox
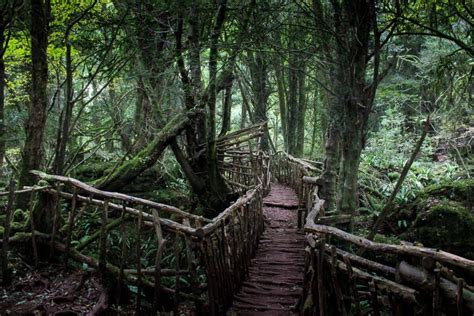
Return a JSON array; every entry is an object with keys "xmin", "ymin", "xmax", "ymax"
[{"xmin": 228, "ymin": 183, "xmax": 304, "ymax": 315}]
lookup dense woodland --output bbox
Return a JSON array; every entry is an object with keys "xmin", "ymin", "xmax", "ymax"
[{"xmin": 0, "ymin": 0, "xmax": 472, "ymax": 314}]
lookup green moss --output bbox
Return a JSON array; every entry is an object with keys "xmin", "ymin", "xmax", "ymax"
[
  {"xmin": 10, "ymin": 221, "xmax": 25, "ymax": 232},
  {"xmin": 421, "ymin": 178, "xmax": 474, "ymax": 208},
  {"xmin": 407, "ymin": 201, "xmax": 474, "ymax": 259},
  {"xmin": 13, "ymin": 209, "xmax": 27, "ymax": 222},
  {"xmin": 0, "ymin": 222, "xmax": 25, "ymax": 237}
]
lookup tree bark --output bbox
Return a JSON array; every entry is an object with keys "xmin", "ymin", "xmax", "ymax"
[
  {"xmin": 18, "ymin": 0, "xmax": 50, "ymax": 208},
  {"xmin": 287, "ymin": 37, "xmax": 298, "ymax": 155},
  {"xmin": 249, "ymin": 50, "xmax": 269, "ymax": 151},
  {"xmin": 0, "ymin": 18, "xmax": 6, "ymax": 175},
  {"xmin": 219, "ymin": 80, "xmax": 233, "ymax": 137},
  {"xmin": 95, "ymin": 110, "xmax": 198, "ymax": 191},
  {"xmin": 205, "ymin": 0, "xmax": 229, "ymax": 213},
  {"xmin": 295, "ymin": 60, "xmax": 306, "ymax": 156}
]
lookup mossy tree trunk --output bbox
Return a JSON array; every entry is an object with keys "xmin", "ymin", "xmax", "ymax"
[
  {"xmin": 248, "ymin": 49, "xmax": 269, "ymax": 151},
  {"xmin": 18, "ymin": 0, "xmax": 50, "ymax": 211},
  {"xmin": 94, "ymin": 110, "xmax": 198, "ymax": 192},
  {"xmin": 172, "ymin": 0, "xmax": 242, "ymax": 216},
  {"xmin": 0, "ymin": 14, "xmax": 6, "ymax": 175},
  {"xmin": 313, "ymin": 0, "xmax": 384, "ymax": 220},
  {"xmin": 295, "ymin": 59, "xmax": 306, "ymax": 156}
]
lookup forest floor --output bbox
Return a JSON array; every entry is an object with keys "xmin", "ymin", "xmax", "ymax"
[
  {"xmin": 0, "ymin": 264, "xmax": 106, "ymax": 315},
  {"xmin": 228, "ymin": 183, "xmax": 304, "ymax": 316}
]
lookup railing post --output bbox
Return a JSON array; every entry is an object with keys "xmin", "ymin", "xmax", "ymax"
[
  {"xmin": 28, "ymin": 190, "xmax": 39, "ymax": 267},
  {"xmin": 317, "ymin": 235, "xmax": 326, "ymax": 316},
  {"xmin": 49, "ymin": 184, "xmax": 62, "ymax": 260},
  {"xmin": 98, "ymin": 199, "xmax": 109, "ymax": 274},
  {"xmin": 64, "ymin": 187, "xmax": 77, "ymax": 267},
  {"xmin": 1, "ymin": 179, "xmax": 16, "ymax": 285},
  {"xmin": 151, "ymin": 209, "xmax": 166, "ymax": 312}
]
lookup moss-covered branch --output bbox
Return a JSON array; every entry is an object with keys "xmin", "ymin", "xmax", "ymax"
[{"xmin": 94, "ymin": 110, "xmax": 199, "ymax": 191}]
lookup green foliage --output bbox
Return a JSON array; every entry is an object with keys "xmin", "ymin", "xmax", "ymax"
[{"xmin": 361, "ymin": 104, "xmax": 462, "ymax": 209}]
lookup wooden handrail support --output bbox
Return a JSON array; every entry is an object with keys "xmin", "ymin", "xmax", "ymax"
[
  {"xmin": 277, "ymin": 152, "xmax": 474, "ymax": 314},
  {"xmin": 305, "ymin": 223, "xmax": 474, "ymax": 274},
  {"xmin": 31, "ymin": 170, "xmax": 210, "ymax": 223},
  {"xmin": 0, "ymin": 149, "xmax": 268, "ymax": 315}
]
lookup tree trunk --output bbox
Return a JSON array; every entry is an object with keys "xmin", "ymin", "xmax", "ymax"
[
  {"xmin": 274, "ymin": 61, "xmax": 288, "ymax": 152},
  {"xmin": 219, "ymin": 79, "xmax": 233, "ymax": 137},
  {"xmin": 0, "ymin": 20, "xmax": 5, "ymax": 175},
  {"xmin": 320, "ymin": 117, "xmax": 341, "ymax": 213},
  {"xmin": 18, "ymin": 0, "xmax": 50, "ymax": 208},
  {"xmin": 309, "ymin": 89, "xmax": 319, "ymax": 158},
  {"xmin": 250, "ymin": 50, "xmax": 269, "ymax": 151},
  {"xmin": 287, "ymin": 52, "xmax": 298, "ymax": 155},
  {"xmin": 95, "ymin": 110, "xmax": 198, "ymax": 191},
  {"xmin": 295, "ymin": 60, "xmax": 306, "ymax": 156},
  {"xmin": 54, "ymin": 32, "xmax": 73, "ymax": 175},
  {"xmin": 339, "ymin": 114, "xmax": 363, "ymax": 217}
]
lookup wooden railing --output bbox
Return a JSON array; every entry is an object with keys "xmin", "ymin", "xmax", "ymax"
[
  {"xmin": 219, "ymin": 150, "xmax": 271, "ymax": 195},
  {"xmin": 4, "ymin": 151, "xmax": 473, "ymax": 315},
  {"xmin": 272, "ymin": 152, "xmax": 322, "ymax": 228},
  {"xmin": 275, "ymin": 152, "xmax": 474, "ymax": 316},
  {"xmin": 0, "ymin": 149, "xmax": 271, "ymax": 315}
]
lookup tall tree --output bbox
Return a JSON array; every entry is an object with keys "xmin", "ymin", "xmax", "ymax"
[
  {"xmin": 285, "ymin": 4, "xmax": 310, "ymax": 156},
  {"xmin": 18, "ymin": 0, "xmax": 50, "ymax": 196},
  {"xmin": 312, "ymin": 0, "xmax": 394, "ymax": 220},
  {"xmin": 53, "ymin": 0, "xmax": 97, "ymax": 175},
  {"xmin": 171, "ymin": 0, "xmax": 258, "ymax": 216}
]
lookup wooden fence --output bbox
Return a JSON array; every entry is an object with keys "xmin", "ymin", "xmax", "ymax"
[
  {"xmin": 0, "ymin": 150, "xmax": 271, "ymax": 315},
  {"xmin": 275, "ymin": 152, "xmax": 474, "ymax": 316}
]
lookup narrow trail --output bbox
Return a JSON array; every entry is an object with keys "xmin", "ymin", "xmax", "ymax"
[{"xmin": 228, "ymin": 183, "xmax": 304, "ymax": 316}]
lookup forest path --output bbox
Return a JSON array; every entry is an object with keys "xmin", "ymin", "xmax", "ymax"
[{"xmin": 227, "ymin": 183, "xmax": 304, "ymax": 316}]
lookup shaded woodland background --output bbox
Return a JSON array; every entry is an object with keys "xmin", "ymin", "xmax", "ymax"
[{"xmin": 0, "ymin": 1, "xmax": 472, "ymax": 312}]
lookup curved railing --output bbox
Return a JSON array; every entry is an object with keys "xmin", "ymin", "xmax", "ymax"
[
  {"xmin": 3, "ymin": 151, "xmax": 472, "ymax": 315},
  {"xmin": 275, "ymin": 152, "xmax": 474, "ymax": 316},
  {"xmin": 0, "ymin": 149, "xmax": 271, "ymax": 315}
]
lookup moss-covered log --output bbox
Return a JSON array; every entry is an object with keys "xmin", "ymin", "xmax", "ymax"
[{"xmin": 94, "ymin": 110, "xmax": 199, "ymax": 191}]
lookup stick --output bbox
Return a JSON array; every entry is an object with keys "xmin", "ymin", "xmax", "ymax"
[
  {"xmin": 117, "ymin": 204, "xmax": 127, "ymax": 304},
  {"xmin": 457, "ymin": 278, "xmax": 464, "ymax": 316},
  {"xmin": 64, "ymin": 187, "xmax": 77, "ymax": 267},
  {"xmin": 433, "ymin": 268, "xmax": 440, "ymax": 315},
  {"xmin": 1, "ymin": 180, "xmax": 15, "ymax": 284},
  {"xmin": 28, "ymin": 191, "xmax": 39, "ymax": 267},
  {"xmin": 135, "ymin": 207, "xmax": 143, "ymax": 313},
  {"xmin": 49, "ymin": 184, "xmax": 61, "ymax": 260},
  {"xmin": 152, "ymin": 209, "xmax": 166, "ymax": 312},
  {"xmin": 98, "ymin": 199, "xmax": 109, "ymax": 273}
]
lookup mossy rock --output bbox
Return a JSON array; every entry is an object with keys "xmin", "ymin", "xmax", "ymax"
[
  {"xmin": 404, "ymin": 201, "xmax": 474, "ymax": 259},
  {"xmin": 392, "ymin": 178, "xmax": 474, "ymax": 226},
  {"xmin": 420, "ymin": 178, "xmax": 474, "ymax": 208}
]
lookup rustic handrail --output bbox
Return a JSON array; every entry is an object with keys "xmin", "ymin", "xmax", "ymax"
[
  {"xmin": 1, "ymin": 148, "xmax": 271, "ymax": 315},
  {"xmin": 275, "ymin": 152, "xmax": 474, "ymax": 315},
  {"xmin": 30, "ymin": 170, "xmax": 210, "ymax": 223},
  {"xmin": 305, "ymin": 224, "xmax": 474, "ymax": 274}
]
